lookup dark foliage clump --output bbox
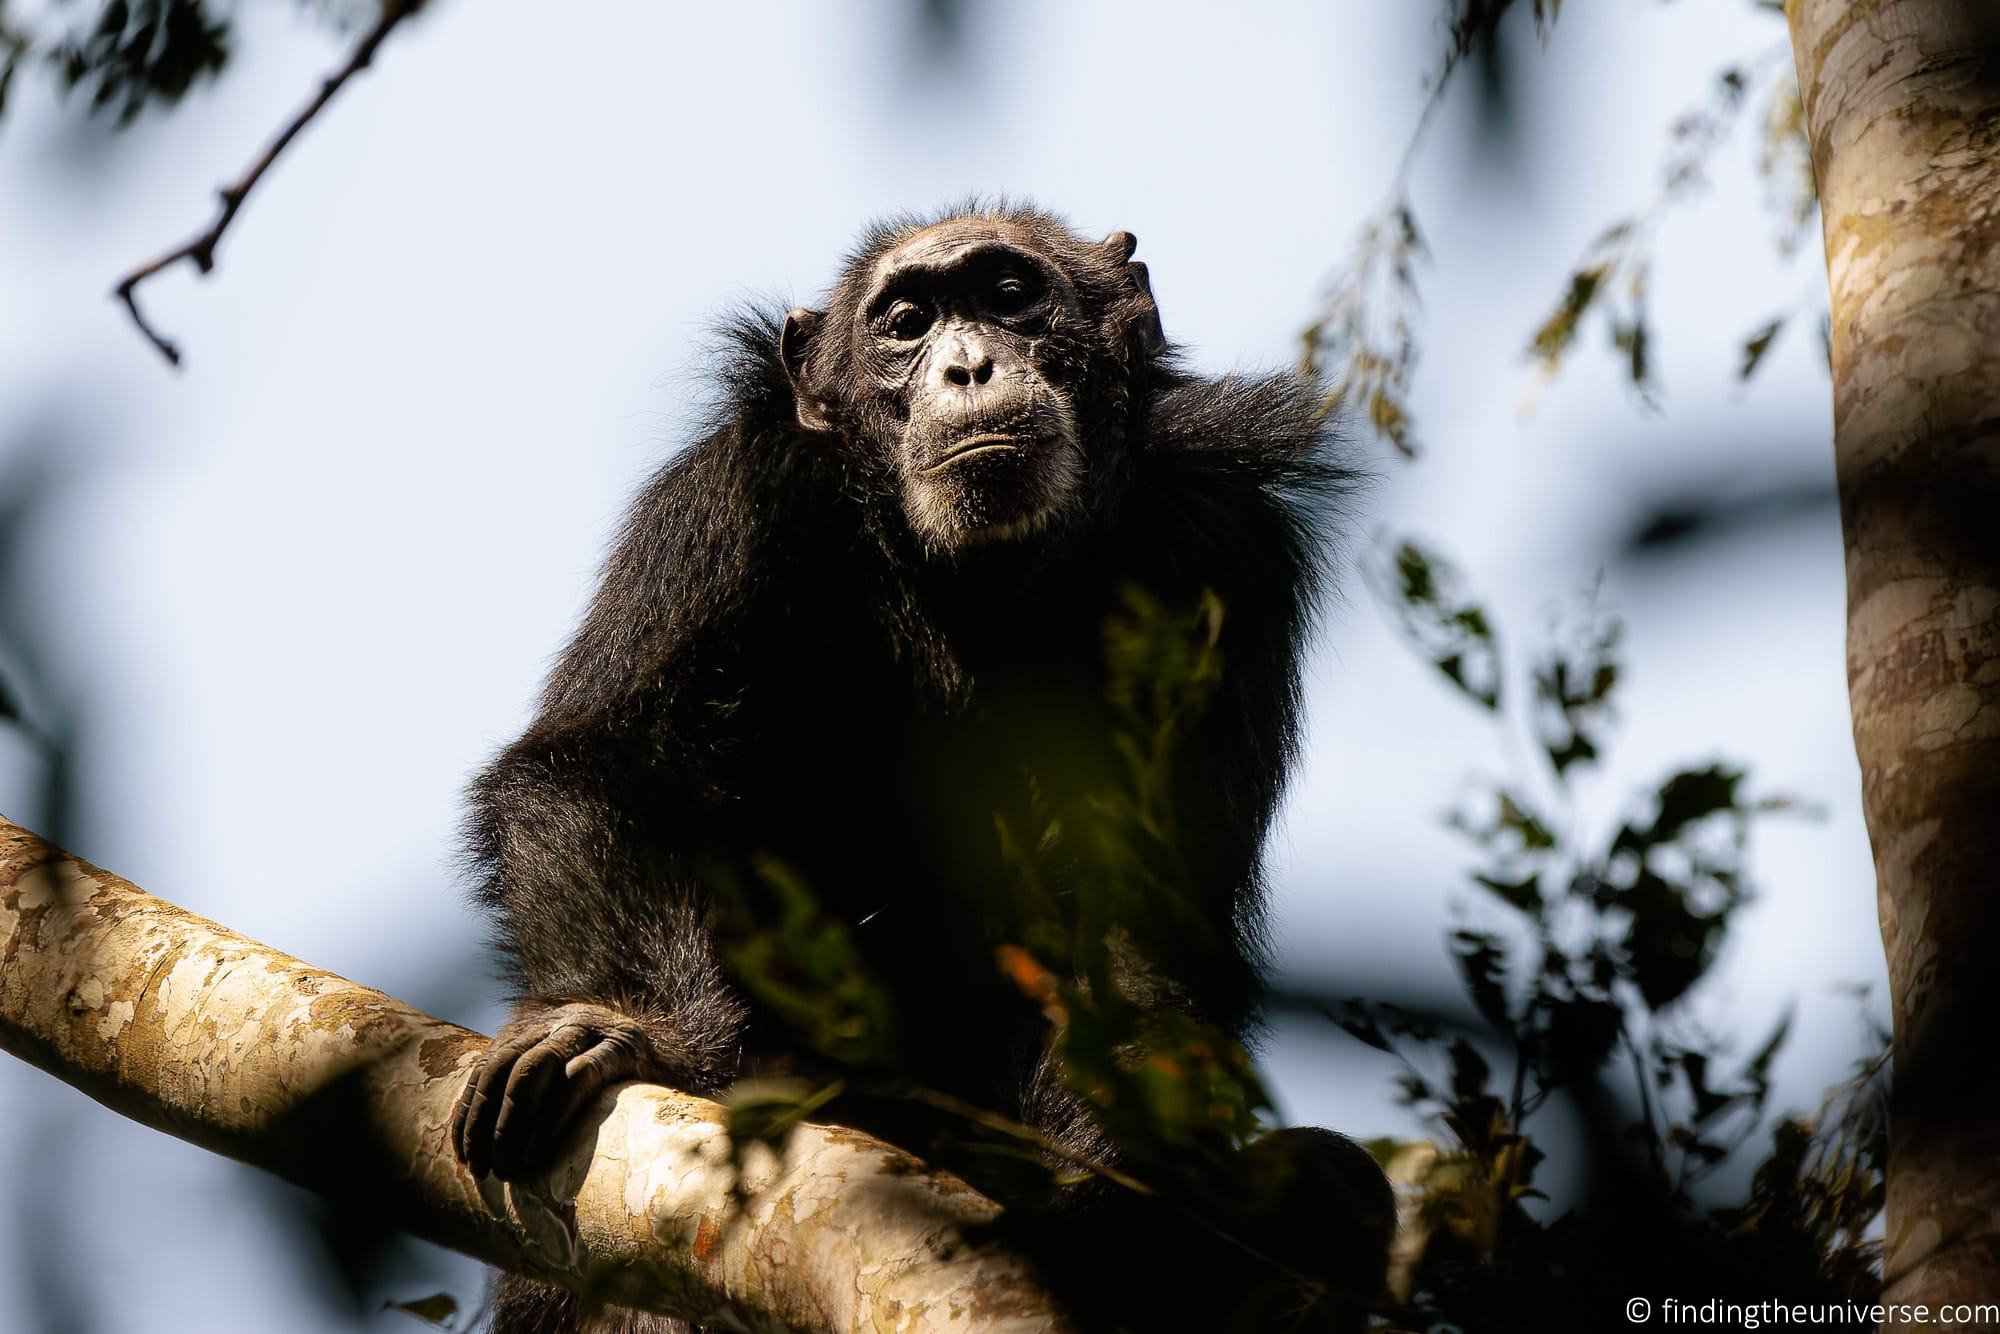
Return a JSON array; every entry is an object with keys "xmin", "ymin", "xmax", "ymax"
[{"xmin": 1337, "ymin": 539, "xmax": 1886, "ymax": 1333}]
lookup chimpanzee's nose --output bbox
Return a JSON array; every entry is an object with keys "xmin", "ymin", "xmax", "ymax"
[{"xmin": 936, "ymin": 333, "xmax": 996, "ymax": 388}]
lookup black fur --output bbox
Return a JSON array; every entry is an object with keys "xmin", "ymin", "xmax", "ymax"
[{"xmin": 460, "ymin": 203, "xmax": 1378, "ymax": 1331}]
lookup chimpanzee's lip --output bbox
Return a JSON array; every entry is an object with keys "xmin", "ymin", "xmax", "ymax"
[{"xmin": 925, "ymin": 434, "xmax": 1032, "ymax": 471}]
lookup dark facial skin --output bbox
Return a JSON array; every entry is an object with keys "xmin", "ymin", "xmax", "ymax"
[{"xmin": 783, "ymin": 219, "xmax": 1101, "ymax": 551}]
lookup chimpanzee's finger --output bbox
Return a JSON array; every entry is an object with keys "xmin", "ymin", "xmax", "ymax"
[
  {"xmin": 518, "ymin": 1037, "xmax": 639, "ymax": 1169},
  {"xmin": 490, "ymin": 1023, "xmax": 600, "ymax": 1180},
  {"xmin": 456, "ymin": 1026, "xmax": 542, "ymax": 1176}
]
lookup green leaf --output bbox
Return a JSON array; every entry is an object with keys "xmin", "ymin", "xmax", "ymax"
[
  {"xmin": 1530, "ymin": 265, "xmax": 1608, "ymax": 372},
  {"xmin": 1378, "ymin": 540, "xmax": 1502, "ymax": 709},
  {"xmin": 722, "ymin": 1078, "xmax": 843, "ymax": 1152},
  {"xmin": 1542, "ymin": 996, "xmax": 1624, "ymax": 1082},
  {"xmin": 1649, "ymin": 765, "xmax": 1746, "ymax": 843},
  {"xmin": 48, "ymin": 0, "xmax": 233, "ymax": 126},
  {"xmin": 1618, "ymin": 867, "xmax": 1726, "ymax": 1009},
  {"xmin": 1739, "ymin": 318, "xmax": 1785, "ymax": 380},
  {"xmin": 1368, "ymin": 388, "xmax": 1413, "ymax": 453},
  {"xmin": 1327, "ymin": 1003, "xmax": 1394, "ymax": 1054},
  {"xmin": 1532, "ymin": 605, "xmax": 1623, "ymax": 780},
  {"xmin": 1473, "ymin": 872, "xmax": 1541, "ymax": 914},
  {"xmin": 718, "ymin": 856, "xmax": 898, "ymax": 1068},
  {"xmin": 1590, "ymin": 221, "xmax": 1636, "ymax": 250},
  {"xmin": 1447, "ymin": 1038, "xmax": 1492, "ymax": 1100},
  {"xmin": 1453, "ymin": 929, "xmax": 1514, "ymax": 1030},
  {"xmin": 1613, "ymin": 314, "xmax": 1652, "ymax": 395},
  {"xmin": 383, "ymin": 1294, "xmax": 460, "ymax": 1328},
  {"xmin": 1497, "ymin": 791, "xmax": 1556, "ymax": 852},
  {"xmin": 0, "ymin": 50, "xmax": 20, "ymax": 119}
]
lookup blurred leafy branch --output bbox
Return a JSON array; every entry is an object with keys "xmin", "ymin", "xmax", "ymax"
[
  {"xmin": 1345, "ymin": 538, "xmax": 1884, "ymax": 1329},
  {"xmin": 1307, "ymin": 0, "xmax": 1821, "ymax": 457},
  {"xmin": 1305, "ymin": 16, "xmax": 1878, "ymax": 1310},
  {"xmin": 1524, "ymin": 43, "xmax": 1818, "ymax": 410},
  {"xmin": 3, "ymin": 0, "xmax": 230, "ymax": 124}
]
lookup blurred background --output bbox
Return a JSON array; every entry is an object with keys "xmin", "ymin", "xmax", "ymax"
[{"xmin": 0, "ymin": 1, "xmax": 1881, "ymax": 1329}]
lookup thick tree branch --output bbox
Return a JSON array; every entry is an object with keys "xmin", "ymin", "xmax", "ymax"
[
  {"xmin": 1786, "ymin": 0, "xmax": 2000, "ymax": 1315},
  {"xmin": 111, "ymin": 0, "xmax": 419, "ymax": 367},
  {"xmin": 0, "ymin": 814, "xmax": 1074, "ymax": 1332}
]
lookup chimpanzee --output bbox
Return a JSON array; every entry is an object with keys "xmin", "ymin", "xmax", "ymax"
[{"xmin": 453, "ymin": 203, "xmax": 1393, "ymax": 1331}]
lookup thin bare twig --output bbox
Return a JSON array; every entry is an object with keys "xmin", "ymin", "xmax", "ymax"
[{"xmin": 111, "ymin": 0, "xmax": 419, "ymax": 367}]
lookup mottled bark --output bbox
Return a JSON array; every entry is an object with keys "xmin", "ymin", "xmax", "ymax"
[
  {"xmin": 0, "ymin": 816, "xmax": 1073, "ymax": 1332},
  {"xmin": 1786, "ymin": 1, "xmax": 2000, "ymax": 1319}
]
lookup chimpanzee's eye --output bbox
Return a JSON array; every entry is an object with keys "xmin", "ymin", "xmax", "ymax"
[
  {"xmin": 988, "ymin": 267, "xmax": 1041, "ymax": 314},
  {"xmin": 881, "ymin": 300, "xmax": 931, "ymax": 341}
]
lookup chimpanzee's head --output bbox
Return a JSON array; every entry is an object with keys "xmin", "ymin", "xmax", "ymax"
[{"xmin": 780, "ymin": 205, "xmax": 1166, "ymax": 553}]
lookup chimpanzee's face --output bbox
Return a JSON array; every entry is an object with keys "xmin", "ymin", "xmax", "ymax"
[
  {"xmin": 848, "ymin": 220, "xmax": 1084, "ymax": 548},
  {"xmin": 783, "ymin": 216, "xmax": 1161, "ymax": 554}
]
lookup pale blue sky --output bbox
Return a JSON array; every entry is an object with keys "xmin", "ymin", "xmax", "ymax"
[{"xmin": 0, "ymin": 4, "xmax": 1878, "ymax": 1329}]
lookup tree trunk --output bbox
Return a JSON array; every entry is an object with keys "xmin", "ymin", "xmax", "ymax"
[
  {"xmin": 1786, "ymin": 1, "xmax": 2000, "ymax": 1319},
  {"xmin": 0, "ymin": 815, "xmax": 1073, "ymax": 1333}
]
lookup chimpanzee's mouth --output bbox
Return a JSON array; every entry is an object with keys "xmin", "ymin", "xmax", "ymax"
[{"xmin": 926, "ymin": 434, "xmax": 1032, "ymax": 471}]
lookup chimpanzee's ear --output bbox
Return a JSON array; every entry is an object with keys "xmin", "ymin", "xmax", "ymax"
[
  {"xmin": 1098, "ymin": 231, "xmax": 1164, "ymax": 356},
  {"xmin": 780, "ymin": 308, "xmax": 835, "ymax": 433},
  {"xmin": 1097, "ymin": 230, "xmax": 1139, "ymax": 265}
]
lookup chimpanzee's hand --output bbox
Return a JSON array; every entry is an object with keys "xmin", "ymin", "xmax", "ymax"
[{"xmin": 451, "ymin": 1001, "xmax": 656, "ymax": 1181}]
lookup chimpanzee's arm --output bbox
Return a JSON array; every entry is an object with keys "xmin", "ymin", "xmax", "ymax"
[
  {"xmin": 450, "ymin": 409, "xmax": 796, "ymax": 1181},
  {"xmin": 452, "ymin": 723, "xmax": 748, "ymax": 1180},
  {"xmin": 1123, "ymin": 370, "xmax": 1355, "ymax": 1024}
]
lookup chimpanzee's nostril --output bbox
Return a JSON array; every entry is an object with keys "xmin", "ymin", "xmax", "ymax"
[
  {"xmin": 944, "ymin": 364, "xmax": 972, "ymax": 387},
  {"xmin": 971, "ymin": 360, "xmax": 993, "ymax": 385}
]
